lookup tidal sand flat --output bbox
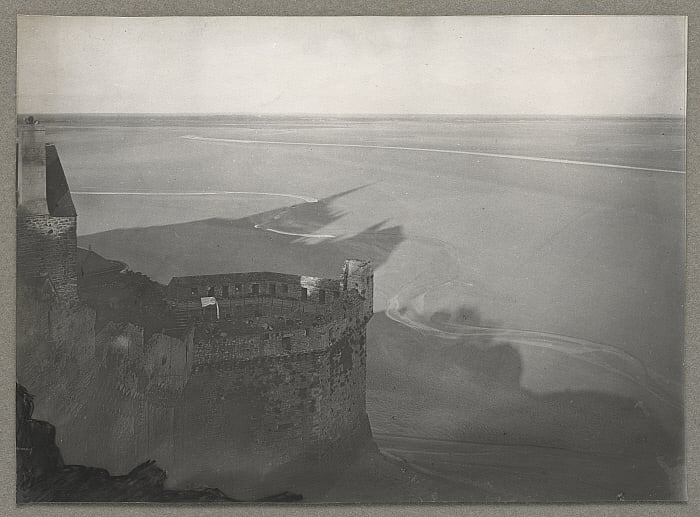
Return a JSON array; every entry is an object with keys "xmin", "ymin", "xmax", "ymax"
[{"xmin": 44, "ymin": 114, "xmax": 684, "ymax": 500}]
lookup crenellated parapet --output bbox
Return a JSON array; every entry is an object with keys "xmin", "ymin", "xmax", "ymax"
[
  {"xmin": 15, "ymin": 116, "xmax": 376, "ymax": 493},
  {"xmin": 164, "ymin": 261, "xmax": 374, "ymax": 488},
  {"xmin": 166, "ymin": 260, "xmax": 374, "ymax": 365}
]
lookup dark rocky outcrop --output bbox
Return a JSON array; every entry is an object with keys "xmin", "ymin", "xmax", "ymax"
[{"xmin": 16, "ymin": 383, "xmax": 302, "ymax": 503}]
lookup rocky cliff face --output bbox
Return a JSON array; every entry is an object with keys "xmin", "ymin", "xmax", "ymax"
[{"xmin": 16, "ymin": 384, "xmax": 302, "ymax": 503}]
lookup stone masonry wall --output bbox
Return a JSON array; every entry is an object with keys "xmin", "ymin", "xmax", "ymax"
[
  {"xmin": 343, "ymin": 259, "xmax": 374, "ymax": 317},
  {"xmin": 16, "ymin": 281, "xmax": 96, "ymax": 410},
  {"xmin": 316, "ymin": 316, "xmax": 369, "ymax": 454},
  {"xmin": 17, "ymin": 214, "xmax": 78, "ymax": 305},
  {"xmin": 173, "ymin": 350, "xmax": 326, "ymax": 485},
  {"xmin": 189, "ymin": 286, "xmax": 366, "ymax": 366},
  {"xmin": 43, "ymin": 261, "xmax": 375, "ymax": 487},
  {"xmin": 168, "ymin": 272, "xmax": 342, "ymax": 302},
  {"xmin": 144, "ymin": 331, "xmax": 192, "ymax": 391},
  {"xmin": 49, "ymin": 322, "xmax": 192, "ymax": 475},
  {"xmin": 169, "ymin": 290, "xmax": 371, "ymax": 490}
]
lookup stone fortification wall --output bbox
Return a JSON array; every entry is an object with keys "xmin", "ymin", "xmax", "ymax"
[
  {"xmin": 168, "ymin": 271, "xmax": 343, "ymax": 303},
  {"xmin": 14, "ymin": 125, "xmax": 375, "ymax": 486},
  {"xmin": 97, "ymin": 322, "xmax": 192, "ymax": 400},
  {"xmin": 17, "ymin": 219, "xmax": 374, "ymax": 488},
  {"xmin": 191, "ymin": 288, "xmax": 366, "ymax": 366},
  {"xmin": 96, "ymin": 321, "xmax": 144, "ymax": 365},
  {"xmin": 169, "ymin": 274, "xmax": 372, "ymax": 492},
  {"xmin": 145, "ymin": 329, "xmax": 195, "ymax": 391},
  {"xmin": 343, "ymin": 259, "xmax": 374, "ymax": 317},
  {"xmin": 16, "ymin": 289, "xmax": 100, "ymax": 471},
  {"xmin": 168, "ymin": 260, "xmax": 373, "ymax": 332},
  {"xmin": 173, "ymin": 350, "xmax": 326, "ymax": 488},
  {"xmin": 175, "ymin": 296, "xmax": 335, "ymax": 326},
  {"xmin": 314, "ymin": 310, "xmax": 370, "ymax": 449},
  {"xmin": 16, "ymin": 281, "xmax": 95, "ymax": 402},
  {"xmin": 192, "ymin": 326, "xmax": 322, "ymax": 367},
  {"xmin": 17, "ymin": 215, "xmax": 79, "ymax": 305},
  {"xmin": 49, "ymin": 321, "xmax": 193, "ymax": 474}
]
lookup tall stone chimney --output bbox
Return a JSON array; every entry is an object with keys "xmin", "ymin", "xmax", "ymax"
[{"xmin": 17, "ymin": 116, "xmax": 49, "ymax": 215}]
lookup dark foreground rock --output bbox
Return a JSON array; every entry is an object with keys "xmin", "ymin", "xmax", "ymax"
[{"xmin": 16, "ymin": 383, "xmax": 302, "ymax": 503}]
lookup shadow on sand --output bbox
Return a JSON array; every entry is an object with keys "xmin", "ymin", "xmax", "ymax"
[
  {"xmin": 78, "ymin": 186, "xmax": 404, "ymax": 284},
  {"xmin": 73, "ymin": 188, "xmax": 684, "ymax": 502},
  {"xmin": 366, "ymin": 306, "xmax": 685, "ymax": 502}
]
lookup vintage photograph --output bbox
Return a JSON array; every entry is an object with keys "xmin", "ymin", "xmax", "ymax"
[{"xmin": 15, "ymin": 15, "xmax": 686, "ymax": 502}]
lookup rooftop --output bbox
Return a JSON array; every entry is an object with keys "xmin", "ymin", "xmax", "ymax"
[{"xmin": 45, "ymin": 143, "xmax": 77, "ymax": 217}]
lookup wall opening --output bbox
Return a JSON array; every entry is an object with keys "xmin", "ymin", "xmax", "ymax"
[
  {"xmin": 301, "ymin": 287, "xmax": 307, "ymax": 301},
  {"xmin": 318, "ymin": 289, "xmax": 326, "ymax": 304},
  {"xmin": 269, "ymin": 283, "xmax": 276, "ymax": 296},
  {"xmin": 251, "ymin": 284, "xmax": 259, "ymax": 295}
]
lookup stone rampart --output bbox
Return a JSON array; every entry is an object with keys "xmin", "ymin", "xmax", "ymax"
[
  {"xmin": 17, "ymin": 215, "xmax": 79, "ymax": 304},
  {"xmin": 163, "ymin": 262, "xmax": 374, "ymax": 492}
]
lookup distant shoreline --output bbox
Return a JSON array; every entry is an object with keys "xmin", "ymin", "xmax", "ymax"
[{"xmin": 20, "ymin": 112, "xmax": 686, "ymax": 125}]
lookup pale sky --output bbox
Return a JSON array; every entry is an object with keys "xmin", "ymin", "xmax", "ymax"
[{"xmin": 17, "ymin": 16, "xmax": 686, "ymax": 115}]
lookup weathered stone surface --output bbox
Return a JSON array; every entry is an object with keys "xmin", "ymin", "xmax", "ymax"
[
  {"xmin": 165, "ymin": 264, "xmax": 374, "ymax": 488},
  {"xmin": 17, "ymin": 384, "xmax": 302, "ymax": 503},
  {"xmin": 16, "ymin": 125, "xmax": 375, "ymax": 496},
  {"xmin": 17, "ymin": 215, "xmax": 79, "ymax": 304}
]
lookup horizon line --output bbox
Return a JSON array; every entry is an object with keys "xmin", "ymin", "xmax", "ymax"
[{"xmin": 16, "ymin": 111, "xmax": 686, "ymax": 118}]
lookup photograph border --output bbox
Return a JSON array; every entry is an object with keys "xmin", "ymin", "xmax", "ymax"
[{"xmin": 1, "ymin": 2, "xmax": 697, "ymax": 516}]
